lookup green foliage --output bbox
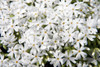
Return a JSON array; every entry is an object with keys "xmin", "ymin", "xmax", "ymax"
[
  {"xmin": 10, "ymin": 14, "xmax": 14, "ymax": 17},
  {"xmin": 71, "ymin": 0, "xmax": 77, "ymax": 4},
  {"xmin": 42, "ymin": 25, "xmax": 47, "ymax": 28},
  {"xmin": 78, "ymin": 0, "xmax": 83, "ymax": 2},
  {"xmin": 26, "ymin": 3, "xmax": 32, "ymax": 6},
  {"xmin": 28, "ymin": 19, "xmax": 32, "ymax": 22}
]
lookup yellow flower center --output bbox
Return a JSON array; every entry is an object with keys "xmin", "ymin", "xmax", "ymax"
[
  {"xmin": 57, "ymin": 58, "xmax": 59, "ymax": 60},
  {"xmin": 33, "ymin": 44, "xmax": 35, "ymax": 46},
  {"xmin": 49, "ymin": 22, "xmax": 51, "ymax": 24},
  {"xmin": 69, "ymin": 34, "xmax": 71, "ymax": 37},
  {"xmin": 85, "ymin": 34, "xmax": 87, "ymax": 36},
  {"xmin": 44, "ymin": 31, "xmax": 47, "ymax": 33},
  {"xmin": 9, "ymin": 42, "xmax": 11, "ymax": 44},
  {"xmin": 35, "ymin": 56, "xmax": 37, "ymax": 58},
  {"xmin": 1, "ymin": 60, "xmax": 3, "ymax": 63},
  {"xmin": 88, "ymin": 27, "xmax": 91, "ymax": 29},
  {"xmin": 66, "ymin": 5, "xmax": 68, "ymax": 7},
  {"xmin": 72, "ymin": 8, "xmax": 74, "ymax": 11},
  {"xmin": 16, "ymin": 61, "xmax": 18, "ymax": 63},
  {"xmin": 60, "ymin": 29, "xmax": 63, "ymax": 32},
  {"xmin": 80, "ymin": 9, "xmax": 82, "ymax": 12},
  {"xmin": 12, "ymin": 49, "xmax": 13, "ymax": 51},
  {"xmin": 22, "ymin": 24, "xmax": 24, "ymax": 27},
  {"xmin": 71, "ymin": 22, "xmax": 73, "ymax": 24},
  {"xmin": 54, "ymin": 40, "xmax": 57, "ymax": 43},
  {"xmin": 76, "ymin": 22, "xmax": 78, "ymax": 24},
  {"xmin": 77, "ymin": 39, "xmax": 79, "ymax": 42},
  {"xmin": 41, "ymin": 42, "xmax": 44, "ymax": 44},
  {"xmin": 35, "ymin": 13, "xmax": 38, "ymax": 15},
  {"xmin": 62, "ymin": 22, "xmax": 65, "ymax": 25},
  {"xmin": 67, "ymin": 57, "xmax": 70, "ymax": 60},
  {"xmin": 78, "ymin": 50, "xmax": 81, "ymax": 53},
  {"xmin": 37, "ymin": 24, "xmax": 39, "ymax": 26},
  {"xmin": 11, "ymin": 25, "xmax": 13, "ymax": 27},
  {"xmin": 23, "ymin": 50, "xmax": 25, "ymax": 53},
  {"xmin": 0, "ymin": 8, "xmax": 2, "ymax": 10},
  {"xmin": 17, "ymin": 12, "xmax": 19, "ymax": 14},
  {"xmin": 21, "ymin": 6, "xmax": 24, "ymax": 8}
]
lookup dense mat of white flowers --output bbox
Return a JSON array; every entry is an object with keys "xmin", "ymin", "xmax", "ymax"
[{"xmin": 0, "ymin": 0, "xmax": 100, "ymax": 67}]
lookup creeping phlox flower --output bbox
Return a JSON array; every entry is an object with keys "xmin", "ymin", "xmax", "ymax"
[{"xmin": 0, "ymin": 0, "xmax": 100, "ymax": 67}]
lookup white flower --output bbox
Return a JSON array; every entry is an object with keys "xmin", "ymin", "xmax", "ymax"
[
  {"xmin": 9, "ymin": 54, "xmax": 22, "ymax": 67},
  {"xmin": 74, "ymin": 31, "xmax": 86, "ymax": 47},
  {"xmin": 7, "ymin": 20, "xmax": 20, "ymax": 32},
  {"xmin": 63, "ymin": 51, "xmax": 76, "ymax": 67},
  {"xmin": 31, "ymin": 50, "xmax": 43, "ymax": 64},
  {"xmin": 73, "ymin": 45, "xmax": 87, "ymax": 60},
  {"xmin": 29, "ymin": 40, "xmax": 40, "ymax": 53},
  {"xmin": 86, "ymin": 17, "xmax": 97, "ymax": 34},
  {"xmin": 50, "ymin": 51, "xmax": 64, "ymax": 67},
  {"xmin": 39, "ymin": 29, "xmax": 50, "ymax": 40},
  {"xmin": 0, "ymin": 55, "xmax": 8, "ymax": 67},
  {"xmin": 0, "ymin": 33, "xmax": 16, "ymax": 47},
  {"xmin": 0, "ymin": 0, "xmax": 100, "ymax": 67},
  {"xmin": 65, "ymin": 18, "xmax": 76, "ymax": 29},
  {"xmin": 19, "ymin": 45, "xmax": 30, "ymax": 57},
  {"xmin": 45, "ymin": 18, "xmax": 57, "ymax": 31},
  {"xmin": 62, "ymin": 28, "xmax": 75, "ymax": 42},
  {"xmin": 73, "ymin": 18, "xmax": 85, "ymax": 29},
  {"xmin": 77, "ymin": 62, "xmax": 88, "ymax": 67},
  {"xmin": 66, "ymin": 3, "xmax": 81, "ymax": 17},
  {"xmin": 7, "ymin": 46, "xmax": 17, "ymax": 58},
  {"xmin": 82, "ymin": 29, "xmax": 96, "ymax": 41},
  {"xmin": 47, "ymin": 33, "xmax": 60, "ymax": 49},
  {"xmin": 40, "ymin": 39, "xmax": 48, "ymax": 50}
]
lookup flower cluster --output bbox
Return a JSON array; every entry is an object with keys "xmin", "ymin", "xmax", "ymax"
[{"xmin": 0, "ymin": 0, "xmax": 100, "ymax": 67}]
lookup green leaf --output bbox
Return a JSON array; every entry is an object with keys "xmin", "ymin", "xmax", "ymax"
[
  {"xmin": 61, "ymin": 64, "xmax": 66, "ymax": 67},
  {"xmin": 0, "ymin": 44, "xmax": 2, "ymax": 46},
  {"xmin": 10, "ymin": 14, "xmax": 14, "ymax": 17},
  {"xmin": 42, "ymin": 25, "xmax": 47, "ymax": 28},
  {"xmin": 26, "ymin": 3, "xmax": 31, "ymax": 6},
  {"xmin": 3, "ymin": 45, "xmax": 7, "ymax": 49},
  {"xmin": 42, "ymin": 55, "xmax": 47, "ymax": 64},
  {"xmin": 28, "ymin": 19, "xmax": 32, "ymax": 22},
  {"xmin": 78, "ymin": 0, "xmax": 83, "ymax": 2},
  {"xmin": 71, "ymin": 0, "xmax": 76, "ymax": 4},
  {"xmin": 26, "ymin": 48, "xmax": 31, "ymax": 53}
]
